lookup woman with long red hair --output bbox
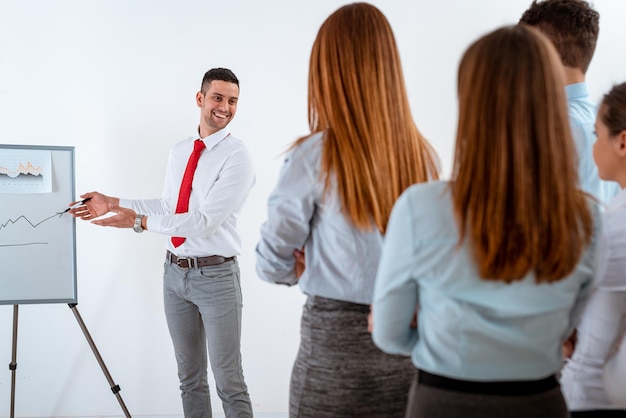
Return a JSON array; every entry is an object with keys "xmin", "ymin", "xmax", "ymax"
[{"xmin": 256, "ymin": 3, "xmax": 438, "ymax": 417}]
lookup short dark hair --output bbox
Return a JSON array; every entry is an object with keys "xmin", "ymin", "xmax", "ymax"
[
  {"xmin": 519, "ymin": 0, "xmax": 599, "ymax": 73},
  {"xmin": 600, "ymin": 83, "xmax": 626, "ymax": 136},
  {"xmin": 200, "ymin": 68, "xmax": 239, "ymax": 93}
]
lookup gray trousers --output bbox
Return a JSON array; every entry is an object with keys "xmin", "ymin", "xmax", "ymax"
[{"xmin": 163, "ymin": 258, "xmax": 252, "ymax": 418}]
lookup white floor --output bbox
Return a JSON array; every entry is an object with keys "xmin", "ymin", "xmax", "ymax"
[{"xmin": 7, "ymin": 415, "xmax": 287, "ymax": 418}]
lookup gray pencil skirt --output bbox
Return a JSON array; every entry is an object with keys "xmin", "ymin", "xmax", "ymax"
[{"xmin": 289, "ymin": 295, "xmax": 415, "ymax": 418}]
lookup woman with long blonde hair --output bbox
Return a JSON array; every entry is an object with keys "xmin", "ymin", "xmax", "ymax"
[
  {"xmin": 256, "ymin": 3, "xmax": 438, "ymax": 417},
  {"xmin": 372, "ymin": 25, "xmax": 599, "ymax": 418}
]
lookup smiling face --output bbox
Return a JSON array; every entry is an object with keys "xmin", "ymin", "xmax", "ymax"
[{"xmin": 196, "ymin": 79, "xmax": 239, "ymax": 137}]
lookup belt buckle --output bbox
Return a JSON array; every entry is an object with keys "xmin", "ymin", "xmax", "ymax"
[{"xmin": 176, "ymin": 257, "xmax": 193, "ymax": 269}]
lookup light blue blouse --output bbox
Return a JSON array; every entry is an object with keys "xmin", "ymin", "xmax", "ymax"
[
  {"xmin": 372, "ymin": 180, "xmax": 601, "ymax": 381},
  {"xmin": 255, "ymin": 132, "xmax": 384, "ymax": 305}
]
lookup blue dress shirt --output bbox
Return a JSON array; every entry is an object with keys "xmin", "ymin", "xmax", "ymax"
[
  {"xmin": 256, "ymin": 132, "xmax": 384, "ymax": 305},
  {"xmin": 372, "ymin": 181, "xmax": 601, "ymax": 381},
  {"xmin": 567, "ymin": 82, "xmax": 619, "ymax": 203}
]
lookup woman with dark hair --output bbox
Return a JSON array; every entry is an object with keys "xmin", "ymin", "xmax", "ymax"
[
  {"xmin": 372, "ymin": 25, "xmax": 600, "ymax": 418},
  {"xmin": 255, "ymin": 2, "xmax": 439, "ymax": 417},
  {"xmin": 561, "ymin": 82, "xmax": 626, "ymax": 417}
]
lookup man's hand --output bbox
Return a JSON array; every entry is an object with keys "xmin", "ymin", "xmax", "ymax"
[
  {"xmin": 69, "ymin": 192, "xmax": 120, "ymax": 220},
  {"xmin": 91, "ymin": 205, "xmax": 137, "ymax": 229}
]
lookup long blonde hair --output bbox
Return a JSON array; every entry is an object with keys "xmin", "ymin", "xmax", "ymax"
[
  {"xmin": 452, "ymin": 25, "xmax": 594, "ymax": 283},
  {"xmin": 293, "ymin": 2, "xmax": 439, "ymax": 233}
]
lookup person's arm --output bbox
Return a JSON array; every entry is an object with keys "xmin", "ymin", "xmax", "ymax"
[
  {"xmin": 570, "ymin": 122, "xmax": 598, "ymax": 197},
  {"xmin": 562, "ymin": 204, "xmax": 603, "ymax": 342},
  {"xmin": 599, "ymin": 210, "xmax": 626, "ymax": 406},
  {"xmin": 71, "ymin": 151, "xmax": 175, "ymax": 229},
  {"xmin": 372, "ymin": 191, "xmax": 419, "ymax": 356},
  {"xmin": 255, "ymin": 145, "xmax": 318, "ymax": 286},
  {"xmin": 604, "ymin": 323, "xmax": 626, "ymax": 407},
  {"xmin": 596, "ymin": 210, "xmax": 626, "ymax": 291}
]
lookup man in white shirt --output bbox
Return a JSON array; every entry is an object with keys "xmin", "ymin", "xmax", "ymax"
[{"xmin": 72, "ymin": 68, "xmax": 255, "ymax": 417}]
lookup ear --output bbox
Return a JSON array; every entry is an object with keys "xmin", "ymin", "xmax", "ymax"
[
  {"xmin": 196, "ymin": 91, "xmax": 204, "ymax": 108},
  {"xmin": 616, "ymin": 130, "xmax": 626, "ymax": 157}
]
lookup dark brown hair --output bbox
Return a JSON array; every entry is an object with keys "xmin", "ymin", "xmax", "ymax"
[
  {"xmin": 201, "ymin": 68, "xmax": 239, "ymax": 93},
  {"xmin": 600, "ymin": 83, "xmax": 626, "ymax": 136},
  {"xmin": 519, "ymin": 0, "xmax": 599, "ymax": 73}
]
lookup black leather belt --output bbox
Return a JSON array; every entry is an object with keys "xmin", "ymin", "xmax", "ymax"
[
  {"xmin": 418, "ymin": 370, "xmax": 558, "ymax": 396},
  {"xmin": 166, "ymin": 251, "xmax": 235, "ymax": 269}
]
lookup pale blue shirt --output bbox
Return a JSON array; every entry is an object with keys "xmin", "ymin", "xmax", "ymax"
[
  {"xmin": 255, "ymin": 132, "xmax": 383, "ymax": 305},
  {"xmin": 120, "ymin": 127, "xmax": 255, "ymax": 258},
  {"xmin": 372, "ymin": 181, "xmax": 601, "ymax": 381},
  {"xmin": 567, "ymin": 82, "xmax": 619, "ymax": 203}
]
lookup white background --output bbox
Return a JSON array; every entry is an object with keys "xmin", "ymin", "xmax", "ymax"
[{"xmin": 0, "ymin": 1, "xmax": 624, "ymax": 417}]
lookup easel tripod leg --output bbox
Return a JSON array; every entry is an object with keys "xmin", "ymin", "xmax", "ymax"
[
  {"xmin": 68, "ymin": 303, "xmax": 132, "ymax": 418},
  {"xmin": 9, "ymin": 305, "xmax": 18, "ymax": 418}
]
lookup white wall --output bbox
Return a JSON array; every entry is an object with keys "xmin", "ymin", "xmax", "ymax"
[{"xmin": 0, "ymin": 1, "xmax": 624, "ymax": 416}]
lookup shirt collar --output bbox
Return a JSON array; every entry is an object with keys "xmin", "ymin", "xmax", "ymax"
[
  {"xmin": 194, "ymin": 127, "xmax": 230, "ymax": 150},
  {"xmin": 608, "ymin": 187, "xmax": 626, "ymax": 211},
  {"xmin": 565, "ymin": 82, "xmax": 589, "ymax": 101}
]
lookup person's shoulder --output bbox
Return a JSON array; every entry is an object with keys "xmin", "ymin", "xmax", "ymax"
[
  {"xmin": 220, "ymin": 134, "xmax": 252, "ymax": 157},
  {"xmin": 289, "ymin": 132, "xmax": 323, "ymax": 157},
  {"xmin": 281, "ymin": 132, "xmax": 323, "ymax": 167},
  {"xmin": 223, "ymin": 133, "xmax": 246, "ymax": 148},
  {"xmin": 394, "ymin": 180, "xmax": 451, "ymax": 216},
  {"xmin": 402, "ymin": 180, "xmax": 450, "ymax": 202},
  {"xmin": 566, "ymin": 83, "xmax": 596, "ymax": 126},
  {"xmin": 169, "ymin": 136, "xmax": 195, "ymax": 155}
]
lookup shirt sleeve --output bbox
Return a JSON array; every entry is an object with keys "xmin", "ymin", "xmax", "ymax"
[
  {"xmin": 564, "ymin": 203, "xmax": 603, "ymax": 336},
  {"xmin": 570, "ymin": 122, "xmax": 598, "ymax": 197},
  {"xmin": 255, "ymin": 149, "xmax": 318, "ymax": 286},
  {"xmin": 372, "ymin": 191, "xmax": 419, "ymax": 356},
  {"xmin": 604, "ymin": 327, "xmax": 626, "ymax": 407},
  {"xmin": 596, "ymin": 210, "xmax": 626, "ymax": 291},
  {"xmin": 119, "ymin": 198, "xmax": 169, "ymax": 216}
]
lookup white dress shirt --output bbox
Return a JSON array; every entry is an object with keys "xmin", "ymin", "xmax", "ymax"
[
  {"xmin": 121, "ymin": 127, "xmax": 255, "ymax": 257},
  {"xmin": 561, "ymin": 188, "xmax": 626, "ymax": 411}
]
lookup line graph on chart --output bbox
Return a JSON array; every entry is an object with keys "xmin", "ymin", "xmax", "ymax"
[
  {"xmin": 0, "ymin": 213, "xmax": 64, "ymax": 247},
  {"xmin": 0, "ymin": 149, "xmax": 52, "ymax": 193},
  {"xmin": 0, "ymin": 161, "xmax": 44, "ymax": 177}
]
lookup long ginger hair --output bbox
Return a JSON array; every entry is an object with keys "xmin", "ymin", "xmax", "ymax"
[
  {"xmin": 293, "ymin": 2, "xmax": 439, "ymax": 234},
  {"xmin": 452, "ymin": 25, "xmax": 594, "ymax": 283}
]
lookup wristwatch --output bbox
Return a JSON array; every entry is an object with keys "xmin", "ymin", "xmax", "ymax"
[{"xmin": 133, "ymin": 214, "xmax": 145, "ymax": 233}]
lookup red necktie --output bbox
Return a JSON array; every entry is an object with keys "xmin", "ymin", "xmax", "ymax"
[{"xmin": 171, "ymin": 139, "xmax": 206, "ymax": 248}]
